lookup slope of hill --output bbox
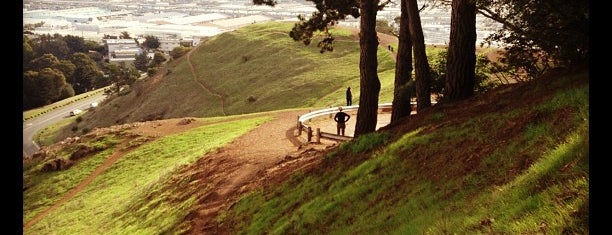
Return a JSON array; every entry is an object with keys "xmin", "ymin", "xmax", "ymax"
[
  {"xmin": 53, "ymin": 22, "xmax": 398, "ymax": 143},
  {"xmin": 208, "ymin": 66, "xmax": 589, "ymax": 234},
  {"xmin": 24, "ymin": 20, "xmax": 588, "ymax": 234},
  {"xmin": 23, "ymin": 65, "xmax": 588, "ymax": 234}
]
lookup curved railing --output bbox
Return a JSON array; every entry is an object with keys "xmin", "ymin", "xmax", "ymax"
[
  {"xmin": 297, "ymin": 102, "xmax": 397, "ymax": 142},
  {"xmin": 297, "ymin": 101, "xmax": 436, "ymax": 142}
]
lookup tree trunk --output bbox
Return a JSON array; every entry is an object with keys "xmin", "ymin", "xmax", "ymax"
[
  {"xmin": 444, "ymin": 0, "xmax": 477, "ymax": 102},
  {"xmin": 407, "ymin": 0, "xmax": 432, "ymax": 111},
  {"xmin": 354, "ymin": 0, "xmax": 381, "ymax": 137},
  {"xmin": 391, "ymin": 0, "xmax": 413, "ymax": 124}
]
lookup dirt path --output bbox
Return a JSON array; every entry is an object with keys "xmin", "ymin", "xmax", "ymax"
[
  {"xmin": 174, "ymin": 109, "xmax": 337, "ymax": 234},
  {"xmin": 186, "ymin": 44, "xmax": 227, "ymax": 115},
  {"xmin": 24, "ymin": 143, "xmax": 136, "ymax": 229}
]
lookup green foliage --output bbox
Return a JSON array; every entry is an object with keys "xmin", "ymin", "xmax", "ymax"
[
  {"xmin": 63, "ymin": 35, "xmax": 88, "ymax": 55},
  {"xmin": 119, "ymin": 31, "xmax": 131, "ymax": 39},
  {"xmin": 133, "ymin": 51, "xmax": 151, "ymax": 71},
  {"xmin": 376, "ymin": 19, "xmax": 395, "ymax": 35},
  {"xmin": 427, "ymin": 48, "xmax": 499, "ymax": 100},
  {"xmin": 142, "ymin": 35, "xmax": 160, "ymax": 50},
  {"xmin": 480, "ymin": 0, "xmax": 588, "ymax": 78},
  {"xmin": 169, "ymin": 46, "xmax": 191, "ymax": 59},
  {"xmin": 70, "ymin": 52, "xmax": 104, "ymax": 94},
  {"xmin": 147, "ymin": 67, "xmax": 158, "ymax": 77},
  {"xmin": 153, "ymin": 51, "xmax": 166, "ymax": 66},
  {"xmin": 27, "ymin": 53, "xmax": 60, "ymax": 72},
  {"xmin": 23, "ymin": 68, "xmax": 72, "ymax": 109}
]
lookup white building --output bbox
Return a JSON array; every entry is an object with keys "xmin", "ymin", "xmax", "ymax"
[
  {"xmin": 158, "ymin": 38, "xmax": 194, "ymax": 53},
  {"xmin": 104, "ymin": 39, "xmax": 142, "ymax": 63}
]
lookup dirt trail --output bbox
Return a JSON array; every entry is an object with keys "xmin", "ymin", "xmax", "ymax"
[
  {"xmin": 186, "ymin": 44, "xmax": 227, "ymax": 115},
  {"xmin": 24, "ymin": 143, "xmax": 136, "ymax": 229},
  {"xmin": 175, "ymin": 109, "xmax": 338, "ymax": 234}
]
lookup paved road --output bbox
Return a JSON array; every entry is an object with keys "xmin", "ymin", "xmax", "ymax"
[{"xmin": 22, "ymin": 93, "xmax": 107, "ymax": 158}]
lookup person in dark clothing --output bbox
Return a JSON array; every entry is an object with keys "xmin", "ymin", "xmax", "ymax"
[
  {"xmin": 346, "ymin": 87, "xmax": 352, "ymax": 106},
  {"xmin": 334, "ymin": 106, "xmax": 351, "ymax": 136}
]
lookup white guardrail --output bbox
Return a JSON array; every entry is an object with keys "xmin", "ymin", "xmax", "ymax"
[
  {"xmin": 297, "ymin": 102, "xmax": 399, "ymax": 142},
  {"xmin": 297, "ymin": 101, "xmax": 436, "ymax": 142}
]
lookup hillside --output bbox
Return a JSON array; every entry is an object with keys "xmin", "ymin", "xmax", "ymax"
[
  {"xmin": 23, "ymin": 63, "xmax": 588, "ymax": 234},
  {"xmin": 208, "ymin": 66, "xmax": 589, "ymax": 234},
  {"xmin": 52, "ymin": 22, "xmax": 398, "ymax": 143}
]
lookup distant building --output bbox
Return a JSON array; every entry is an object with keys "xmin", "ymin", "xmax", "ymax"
[
  {"xmin": 158, "ymin": 38, "xmax": 194, "ymax": 53},
  {"xmin": 104, "ymin": 39, "xmax": 142, "ymax": 63}
]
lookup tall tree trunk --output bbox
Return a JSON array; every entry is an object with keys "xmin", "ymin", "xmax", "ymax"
[
  {"xmin": 444, "ymin": 0, "xmax": 477, "ymax": 102},
  {"xmin": 407, "ymin": 0, "xmax": 432, "ymax": 111},
  {"xmin": 354, "ymin": 0, "xmax": 381, "ymax": 137},
  {"xmin": 391, "ymin": 0, "xmax": 414, "ymax": 124}
]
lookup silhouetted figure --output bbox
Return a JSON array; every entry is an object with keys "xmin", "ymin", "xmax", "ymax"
[
  {"xmin": 346, "ymin": 87, "xmax": 352, "ymax": 106},
  {"xmin": 334, "ymin": 106, "xmax": 351, "ymax": 136}
]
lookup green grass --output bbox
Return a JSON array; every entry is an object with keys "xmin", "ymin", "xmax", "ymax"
[
  {"xmin": 34, "ymin": 115, "xmax": 80, "ymax": 147},
  {"xmin": 218, "ymin": 68, "xmax": 589, "ymax": 234},
  {"xmin": 66, "ymin": 21, "xmax": 397, "ymax": 140},
  {"xmin": 24, "ymin": 115, "xmax": 272, "ymax": 235}
]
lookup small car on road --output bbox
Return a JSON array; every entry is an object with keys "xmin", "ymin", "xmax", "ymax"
[{"xmin": 70, "ymin": 109, "xmax": 83, "ymax": 116}]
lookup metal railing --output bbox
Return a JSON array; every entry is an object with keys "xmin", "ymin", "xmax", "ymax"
[
  {"xmin": 297, "ymin": 101, "xmax": 436, "ymax": 142},
  {"xmin": 297, "ymin": 103, "xmax": 396, "ymax": 142}
]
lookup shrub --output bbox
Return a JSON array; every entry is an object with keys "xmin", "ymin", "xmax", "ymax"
[{"xmin": 246, "ymin": 95, "xmax": 257, "ymax": 103}]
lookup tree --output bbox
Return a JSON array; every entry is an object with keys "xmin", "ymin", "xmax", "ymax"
[
  {"xmin": 153, "ymin": 51, "xmax": 167, "ymax": 66},
  {"xmin": 23, "ymin": 68, "xmax": 72, "ymax": 109},
  {"xmin": 70, "ymin": 52, "xmax": 104, "ymax": 94},
  {"xmin": 352, "ymin": 0, "xmax": 382, "ymax": 137},
  {"xmin": 133, "ymin": 51, "xmax": 151, "ymax": 71},
  {"xmin": 63, "ymin": 35, "xmax": 87, "ymax": 55},
  {"xmin": 256, "ymin": 0, "xmax": 385, "ymax": 137},
  {"xmin": 443, "ymin": 0, "xmax": 477, "ymax": 102},
  {"xmin": 169, "ymin": 46, "xmax": 191, "ymax": 59},
  {"xmin": 376, "ymin": 19, "xmax": 395, "ymax": 35},
  {"xmin": 407, "ymin": 0, "xmax": 432, "ymax": 111},
  {"xmin": 391, "ymin": 0, "xmax": 414, "ymax": 123},
  {"xmin": 106, "ymin": 62, "xmax": 138, "ymax": 93},
  {"xmin": 477, "ymin": 0, "xmax": 588, "ymax": 77},
  {"xmin": 120, "ymin": 31, "xmax": 132, "ymax": 39},
  {"xmin": 142, "ymin": 35, "xmax": 160, "ymax": 50},
  {"xmin": 27, "ymin": 54, "xmax": 60, "ymax": 72},
  {"xmin": 51, "ymin": 60, "xmax": 76, "ymax": 84},
  {"xmin": 23, "ymin": 36, "xmax": 35, "ymax": 69},
  {"xmin": 34, "ymin": 33, "xmax": 70, "ymax": 59}
]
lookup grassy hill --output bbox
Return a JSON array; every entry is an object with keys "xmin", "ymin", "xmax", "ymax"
[
  {"xmin": 23, "ymin": 65, "xmax": 588, "ymax": 234},
  {"xmin": 214, "ymin": 67, "xmax": 589, "ymax": 234},
  {"xmin": 24, "ymin": 21, "xmax": 588, "ymax": 234},
  {"xmin": 53, "ymin": 22, "xmax": 397, "ymax": 143}
]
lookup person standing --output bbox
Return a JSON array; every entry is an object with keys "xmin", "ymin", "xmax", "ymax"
[
  {"xmin": 346, "ymin": 87, "xmax": 352, "ymax": 106},
  {"xmin": 334, "ymin": 106, "xmax": 351, "ymax": 136}
]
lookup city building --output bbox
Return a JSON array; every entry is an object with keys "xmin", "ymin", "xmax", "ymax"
[{"xmin": 104, "ymin": 39, "xmax": 142, "ymax": 63}]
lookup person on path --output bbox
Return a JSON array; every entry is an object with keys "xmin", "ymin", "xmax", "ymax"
[
  {"xmin": 346, "ymin": 87, "xmax": 352, "ymax": 106},
  {"xmin": 334, "ymin": 106, "xmax": 351, "ymax": 136}
]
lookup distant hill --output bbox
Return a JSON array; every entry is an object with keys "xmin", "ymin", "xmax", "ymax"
[{"xmin": 54, "ymin": 21, "xmax": 398, "ymax": 142}]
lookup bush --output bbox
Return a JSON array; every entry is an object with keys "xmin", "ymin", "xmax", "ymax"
[
  {"xmin": 169, "ymin": 46, "xmax": 191, "ymax": 59},
  {"xmin": 246, "ymin": 95, "xmax": 257, "ymax": 103},
  {"xmin": 147, "ymin": 67, "xmax": 158, "ymax": 77}
]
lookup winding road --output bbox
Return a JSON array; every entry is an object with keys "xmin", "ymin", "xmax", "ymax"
[{"xmin": 22, "ymin": 92, "xmax": 107, "ymax": 158}]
